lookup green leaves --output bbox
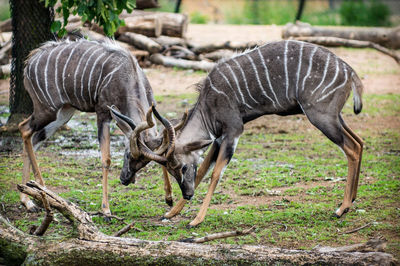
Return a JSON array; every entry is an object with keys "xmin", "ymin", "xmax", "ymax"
[{"xmin": 43, "ymin": 0, "xmax": 136, "ymax": 37}]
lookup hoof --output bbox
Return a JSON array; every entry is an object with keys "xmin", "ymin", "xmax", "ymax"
[
  {"xmin": 332, "ymin": 212, "xmax": 341, "ymax": 218},
  {"xmin": 186, "ymin": 223, "xmax": 197, "ymax": 229},
  {"xmin": 159, "ymin": 216, "xmax": 170, "ymax": 222},
  {"xmin": 165, "ymin": 198, "xmax": 173, "ymax": 207}
]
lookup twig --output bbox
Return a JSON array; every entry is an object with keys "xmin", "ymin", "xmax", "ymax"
[
  {"xmin": 89, "ymin": 211, "xmax": 126, "ymax": 222},
  {"xmin": 272, "ymin": 222, "xmax": 288, "ymax": 231},
  {"xmin": 113, "ymin": 221, "xmax": 136, "ymax": 237},
  {"xmin": 33, "ymin": 191, "xmax": 54, "ymax": 236},
  {"xmin": 341, "ymin": 222, "xmax": 373, "ymax": 235},
  {"xmin": 179, "ymin": 226, "xmax": 256, "ymax": 243}
]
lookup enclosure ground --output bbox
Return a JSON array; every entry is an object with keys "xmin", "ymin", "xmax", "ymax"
[{"xmin": 0, "ymin": 25, "xmax": 399, "ymax": 262}]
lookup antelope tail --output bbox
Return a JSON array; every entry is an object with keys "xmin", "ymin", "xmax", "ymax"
[{"xmin": 351, "ymin": 72, "xmax": 363, "ymax": 115}]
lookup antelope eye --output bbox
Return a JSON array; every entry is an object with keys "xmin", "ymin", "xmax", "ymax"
[{"xmin": 181, "ymin": 165, "xmax": 188, "ymax": 175}]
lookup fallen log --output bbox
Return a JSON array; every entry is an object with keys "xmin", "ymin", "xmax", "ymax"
[
  {"xmin": 0, "ymin": 18, "xmax": 11, "ymax": 32},
  {"xmin": 202, "ymin": 49, "xmax": 235, "ymax": 62},
  {"xmin": 135, "ymin": 0, "xmax": 159, "ymax": 9},
  {"xmin": 164, "ymin": 45, "xmax": 197, "ymax": 60},
  {"xmin": 191, "ymin": 40, "xmax": 261, "ymax": 54},
  {"xmin": 152, "ymin": 35, "xmax": 187, "ymax": 47},
  {"xmin": 121, "ymin": 11, "xmax": 188, "ymax": 38},
  {"xmin": 0, "ymin": 64, "xmax": 10, "ymax": 76},
  {"xmin": 291, "ymin": 36, "xmax": 400, "ymax": 65},
  {"xmin": 0, "ymin": 31, "xmax": 11, "ymax": 44},
  {"xmin": 0, "ymin": 180, "xmax": 396, "ymax": 265},
  {"xmin": 0, "ymin": 40, "xmax": 11, "ymax": 65},
  {"xmin": 282, "ymin": 22, "xmax": 400, "ymax": 49},
  {"xmin": 117, "ymin": 16, "xmax": 162, "ymax": 37},
  {"xmin": 118, "ymin": 32, "xmax": 162, "ymax": 53},
  {"xmin": 150, "ymin": 53, "xmax": 215, "ymax": 71}
]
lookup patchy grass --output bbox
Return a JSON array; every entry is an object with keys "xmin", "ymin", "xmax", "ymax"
[{"xmin": 0, "ymin": 92, "xmax": 399, "ymax": 259}]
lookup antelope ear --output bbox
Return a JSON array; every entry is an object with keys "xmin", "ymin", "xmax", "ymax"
[
  {"xmin": 108, "ymin": 105, "xmax": 135, "ymax": 137},
  {"xmin": 182, "ymin": 140, "xmax": 213, "ymax": 153}
]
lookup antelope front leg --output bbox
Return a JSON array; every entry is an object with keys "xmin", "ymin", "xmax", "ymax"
[
  {"xmin": 188, "ymin": 138, "xmax": 237, "ymax": 227},
  {"xmin": 164, "ymin": 141, "xmax": 220, "ymax": 219},
  {"xmin": 162, "ymin": 166, "xmax": 173, "ymax": 206},
  {"xmin": 19, "ymin": 117, "xmax": 44, "ymax": 212},
  {"xmin": 99, "ymin": 122, "xmax": 112, "ymax": 218}
]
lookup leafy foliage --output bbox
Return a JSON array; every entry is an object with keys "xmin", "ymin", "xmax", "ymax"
[
  {"xmin": 339, "ymin": 0, "xmax": 390, "ymax": 26},
  {"xmin": 42, "ymin": 0, "xmax": 136, "ymax": 37}
]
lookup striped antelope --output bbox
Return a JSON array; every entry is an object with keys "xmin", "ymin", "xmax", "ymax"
[
  {"xmin": 19, "ymin": 39, "xmax": 176, "ymax": 216},
  {"xmin": 135, "ymin": 40, "xmax": 364, "ymax": 227}
]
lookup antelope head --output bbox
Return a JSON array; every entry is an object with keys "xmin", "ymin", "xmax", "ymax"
[
  {"xmin": 108, "ymin": 105, "xmax": 167, "ymax": 186},
  {"xmin": 151, "ymin": 107, "xmax": 211, "ymax": 200}
]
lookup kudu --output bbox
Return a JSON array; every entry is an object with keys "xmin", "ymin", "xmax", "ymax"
[
  {"xmin": 19, "ymin": 39, "xmax": 175, "ymax": 216},
  {"xmin": 144, "ymin": 40, "xmax": 364, "ymax": 227}
]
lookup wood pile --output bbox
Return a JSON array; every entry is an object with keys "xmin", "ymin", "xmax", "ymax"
[{"xmin": 68, "ymin": 11, "xmax": 263, "ymax": 71}]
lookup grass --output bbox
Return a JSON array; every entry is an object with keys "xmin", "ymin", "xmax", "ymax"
[{"xmin": 0, "ymin": 92, "xmax": 399, "ymax": 258}]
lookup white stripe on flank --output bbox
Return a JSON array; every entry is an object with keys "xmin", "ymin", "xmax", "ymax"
[
  {"xmin": 94, "ymin": 53, "xmax": 114, "ymax": 101},
  {"xmin": 311, "ymin": 53, "xmax": 331, "ymax": 95},
  {"xmin": 207, "ymin": 76, "xmax": 230, "ymax": 100},
  {"xmin": 73, "ymin": 45, "xmax": 97, "ymax": 106},
  {"xmin": 284, "ymin": 41, "xmax": 290, "ymax": 102},
  {"xmin": 216, "ymin": 67, "xmax": 241, "ymax": 105},
  {"xmin": 99, "ymin": 64, "xmax": 124, "ymax": 90},
  {"xmin": 62, "ymin": 42, "xmax": 80, "ymax": 102},
  {"xmin": 232, "ymin": 58, "xmax": 259, "ymax": 105},
  {"xmin": 34, "ymin": 51, "xmax": 55, "ymax": 110},
  {"xmin": 87, "ymin": 52, "xmax": 106, "ymax": 105},
  {"xmin": 54, "ymin": 44, "xmax": 70, "ymax": 104},
  {"xmin": 27, "ymin": 53, "xmax": 45, "ymax": 105},
  {"xmin": 26, "ymin": 75, "xmax": 44, "ymax": 105},
  {"xmin": 295, "ymin": 42, "xmax": 304, "ymax": 98},
  {"xmin": 320, "ymin": 57, "xmax": 339, "ymax": 95},
  {"xmin": 301, "ymin": 46, "xmax": 318, "ymax": 92},
  {"xmin": 256, "ymin": 49, "xmax": 282, "ymax": 108},
  {"xmin": 316, "ymin": 64, "xmax": 348, "ymax": 103},
  {"xmin": 43, "ymin": 49, "xmax": 58, "ymax": 109},
  {"xmin": 245, "ymin": 54, "xmax": 276, "ymax": 108},
  {"xmin": 80, "ymin": 47, "xmax": 103, "ymax": 106},
  {"xmin": 224, "ymin": 64, "xmax": 254, "ymax": 109}
]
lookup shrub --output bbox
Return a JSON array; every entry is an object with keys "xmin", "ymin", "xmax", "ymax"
[{"xmin": 339, "ymin": 0, "xmax": 390, "ymax": 26}]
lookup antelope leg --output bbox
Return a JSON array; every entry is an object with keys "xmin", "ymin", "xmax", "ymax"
[
  {"xmin": 339, "ymin": 116, "xmax": 364, "ymax": 201},
  {"xmin": 188, "ymin": 138, "xmax": 237, "ymax": 227},
  {"xmin": 335, "ymin": 128, "xmax": 362, "ymax": 217},
  {"xmin": 99, "ymin": 121, "xmax": 112, "ymax": 217},
  {"xmin": 162, "ymin": 166, "xmax": 173, "ymax": 206},
  {"xmin": 164, "ymin": 141, "xmax": 220, "ymax": 219}
]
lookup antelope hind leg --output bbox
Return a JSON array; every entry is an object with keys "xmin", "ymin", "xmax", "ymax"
[{"xmin": 335, "ymin": 128, "xmax": 362, "ymax": 217}]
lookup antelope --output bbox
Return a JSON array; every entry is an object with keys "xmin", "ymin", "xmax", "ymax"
[
  {"xmin": 19, "ymin": 39, "xmax": 177, "ymax": 217},
  {"xmin": 127, "ymin": 40, "xmax": 364, "ymax": 227}
]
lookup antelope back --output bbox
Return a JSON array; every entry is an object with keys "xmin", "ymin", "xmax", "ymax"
[
  {"xmin": 204, "ymin": 40, "xmax": 362, "ymax": 118},
  {"xmin": 24, "ymin": 39, "xmax": 151, "ymax": 114}
]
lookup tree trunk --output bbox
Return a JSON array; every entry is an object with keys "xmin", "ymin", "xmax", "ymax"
[
  {"xmin": 282, "ymin": 22, "xmax": 400, "ymax": 49},
  {"xmin": 0, "ymin": 181, "xmax": 396, "ymax": 265},
  {"xmin": 121, "ymin": 11, "xmax": 188, "ymax": 38},
  {"xmin": 8, "ymin": 0, "xmax": 54, "ymax": 125}
]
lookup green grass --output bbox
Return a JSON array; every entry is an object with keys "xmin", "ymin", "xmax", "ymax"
[{"xmin": 0, "ymin": 92, "xmax": 399, "ymax": 258}]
